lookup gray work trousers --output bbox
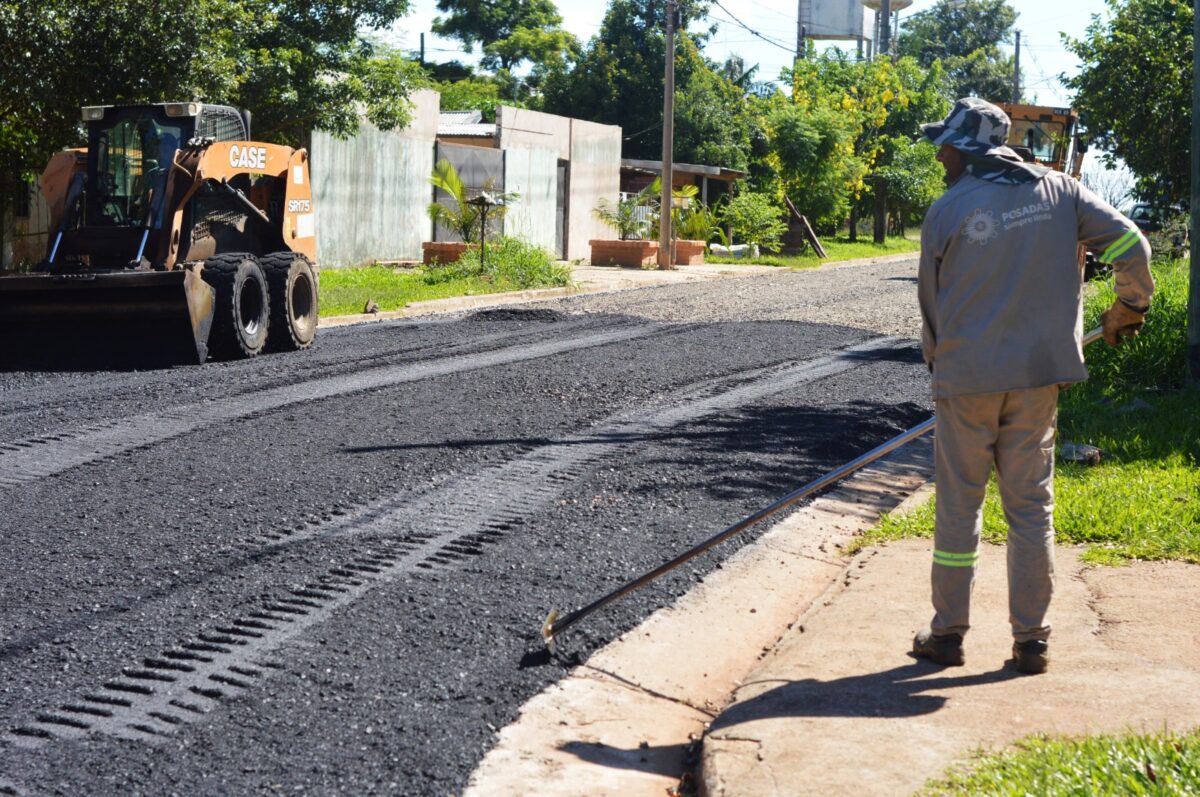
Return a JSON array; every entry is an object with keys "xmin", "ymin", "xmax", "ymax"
[{"xmin": 930, "ymin": 385, "xmax": 1059, "ymax": 643}]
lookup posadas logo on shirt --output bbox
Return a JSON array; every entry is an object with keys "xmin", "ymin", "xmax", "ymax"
[{"xmin": 962, "ymin": 209, "xmax": 999, "ymax": 245}]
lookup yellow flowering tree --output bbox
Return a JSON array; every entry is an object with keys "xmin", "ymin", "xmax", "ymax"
[{"xmin": 762, "ymin": 50, "xmax": 947, "ymax": 238}]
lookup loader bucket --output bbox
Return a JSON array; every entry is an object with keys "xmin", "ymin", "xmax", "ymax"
[{"xmin": 0, "ymin": 269, "xmax": 215, "ymax": 370}]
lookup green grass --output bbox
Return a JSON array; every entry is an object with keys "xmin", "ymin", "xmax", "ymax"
[
  {"xmin": 707, "ymin": 235, "xmax": 921, "ymax": 269},
  {"xmin": 318, "ymin": 238, "xmax": 571, "ymax": 317},
  {"xmin": 852, "ymin": 259, "xmax": 1200, "ymax": 565},
  {"xmin": 318, "ymin": 266, "xmax": 501, "ymax": 317},
  {"xmin": 923, "ymin": 729, "xmax": 1200, "ymax": 796}
]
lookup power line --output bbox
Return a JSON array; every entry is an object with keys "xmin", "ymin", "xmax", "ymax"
[{"xmin": 708, "ymin": 0, "xmax": 796, "ymax": 54}]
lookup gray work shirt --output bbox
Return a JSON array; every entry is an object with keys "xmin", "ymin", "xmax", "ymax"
[{"xmin": 918, "ymin": 171, "xmax": 1154, "ymax": 399}]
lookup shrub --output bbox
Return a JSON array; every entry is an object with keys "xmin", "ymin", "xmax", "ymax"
[
  {"xmin": 719, "ymin": 192, "xmax": 787, "ymax": 252},
  {"xmin": 676, "ymin": 206, "xmax": 719, "ymax": 242},
  {"xmin": 424, "ymin": 237, "xmax": 570, "ymax": 290}
]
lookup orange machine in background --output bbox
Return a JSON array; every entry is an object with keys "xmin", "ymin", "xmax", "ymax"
[{"xmin": 0, "ymin": 103, "xmax": 319, "ymax": 366}]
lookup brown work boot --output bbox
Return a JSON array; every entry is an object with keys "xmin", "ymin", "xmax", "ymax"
[
  {"xmin": 912, "ymin": 629, "xmax": 964, "ymax": 666},
  {"xmin": 1012, "ymin": 639, "xmax": 1049, "ymax": 674}
]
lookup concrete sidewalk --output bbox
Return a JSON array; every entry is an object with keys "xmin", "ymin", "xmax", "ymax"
[
  {"xmin": 320, "ymin": 253, "xmax": 918, "ymax": 328},
  {"xmin": 698, "ymin": 537, "xmax": 1200, "ymax": 796}
]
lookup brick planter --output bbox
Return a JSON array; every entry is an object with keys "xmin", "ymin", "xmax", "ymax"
[
  {"xmin": 589, "ymin": 239, "xmax": 659, "ymax": 268},
  {"xmin": 673, "ymin": 240, "xmax": 706, "ymax": 266},
  {"xmin": 422, "ymin": 241, "xmax": 475, "ymax": 265}
]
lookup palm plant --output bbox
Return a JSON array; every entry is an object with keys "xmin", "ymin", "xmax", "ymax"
[
  {"xmin": 676, "ymin": 205, "xmax": 720, "ymax": 243},
  {"xmin": 593, "ymin": 179, "xmax": 661, "ymax": 240},
  {"xmin": 427, "ymin": 160, "xmax": 519, "ymax": 244}
]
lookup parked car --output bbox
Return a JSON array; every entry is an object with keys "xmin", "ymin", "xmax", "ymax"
[
  {"xmin": 1128, "ymin": 203, "xmax": 1188, "ymax": 259},
  {"xmin": 1128, "ymin": 203, "xmax": 1179, "ymax": 233}
]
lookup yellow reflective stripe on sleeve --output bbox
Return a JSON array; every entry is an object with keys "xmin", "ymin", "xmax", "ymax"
[
  {"xmin": 1105, "ymin": 232, "xmax": 1141, "ymax": 263},
  {"xmin": 933, "ymin": 549, "xmax": 980, "ymax": 568},
  {"xmin": 1099, "ymin": 230, "xmax": 1140, "ymax": 264}
]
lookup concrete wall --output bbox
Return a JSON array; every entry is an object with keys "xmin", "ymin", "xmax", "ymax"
[
  {"xmin": 567, "ymin": 119, "xmax": 623, "ymax": 261},
  {"xmin": 497, "ymin": 107, "xmax": 571, "ymax": 161},
  {"xmin": 311, "ymin": 89, "xmax": 439, "ymax": 266},
  {"xmin": 502, "ymin": 147, "xmax": 559, "ymax": 253}
]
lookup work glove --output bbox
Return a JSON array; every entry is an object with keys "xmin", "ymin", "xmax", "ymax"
[{"xmin": 1099, "ymin": 299, "xmax": 1146, "ymax": 346}]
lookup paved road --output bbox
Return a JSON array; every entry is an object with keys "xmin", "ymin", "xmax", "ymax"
[{"xmin": 0, "ymin": 259, "xmax": 929, "ymax": 795}]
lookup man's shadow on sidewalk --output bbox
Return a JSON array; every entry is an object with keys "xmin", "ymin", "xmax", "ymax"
[
  {"xmin": 709, "ymin": 661, "xmax": 1023, "ymax": 732},
  {"xmin": 553, "ymin": 662, "xmax": 1020, "ymax": 776}
]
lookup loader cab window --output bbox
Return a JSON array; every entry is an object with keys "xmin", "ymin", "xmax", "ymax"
[
  {"xmin": 1008, "ymin": 119, "xmax": 1064, "ymax": 163},
  {"xmin": 88, "ymin": 114, "xmax": 182, "ymax": 228}
]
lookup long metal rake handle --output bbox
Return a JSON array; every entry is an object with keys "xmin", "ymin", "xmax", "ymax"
[{"xmin": 541, "ymin": 327, "xmax": 1104, "ymax": 649}]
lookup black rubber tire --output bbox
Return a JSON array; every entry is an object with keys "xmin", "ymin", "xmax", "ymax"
[
  {"xmin": 261, "ymin": 252, "xmax": 319, "ymax": 351},
  {"xmin": 201, "ymin": 253, "xmax": 270, "ymax": 359}
]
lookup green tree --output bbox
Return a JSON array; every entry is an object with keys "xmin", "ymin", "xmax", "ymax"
[
  {"xmin": 432, "ymin": 0, "xmax": 578, "ymax": 72},
  {"xmin": 823, "ymin": 55, "xmax": 948, "ymax": 240},
  {"xmin": 673, "ymin": 47, "xmax": 755, "ymax": 170},
  {"xmin": 540, "ymin": 0, "xmax": 712, "ymax": 160},
  {"xmin": 437, "ymin": 78, "xmax": 525, "ymax": 122},
  {"xmin": 768, "ymin": 52, "xmax": 946, "ymax": 235},
  {"xmin": 1064, "ymin": 0, "xmax": 1192, "ymax": 205},
  {"xmin": 896, "ymin": 0, "xmax": 1019, "ymax": 102},
  {"xmin": 766, "ymin": 101, "xmax": 863, "ymax": 232},
  {"xmin": 874, "ymin": 136, "xmax": 945, "ymax": 234}
]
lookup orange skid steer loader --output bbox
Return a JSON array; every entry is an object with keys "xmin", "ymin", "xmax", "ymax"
[{"xmin": 0, "ymin": 102, "xmax": 319, "ymax": 368}]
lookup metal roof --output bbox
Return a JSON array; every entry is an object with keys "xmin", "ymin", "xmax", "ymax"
[
  {"xmin": 620, "ymin": 158, "xmax": 746, "ymax": 181},
  {"xmin": 438, "ymin": 111, "xmax": 496, "ymax": 138},
  {"xmin": 438, "ymin": 123, "xmax": 497, "ymax": 138},
  {"xmin": 440, "ymin": 110, "xmax": 483, "ymax": 125}
]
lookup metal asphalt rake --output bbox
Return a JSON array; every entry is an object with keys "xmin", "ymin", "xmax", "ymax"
[{"xmin": 541, "ymin": 327, "xmax": 1105, "ymax": 650}]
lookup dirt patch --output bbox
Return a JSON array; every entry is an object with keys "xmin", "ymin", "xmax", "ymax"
[{"xmin": 1083, "ymin": 560, "xmax": 1200, "ymax": 671}]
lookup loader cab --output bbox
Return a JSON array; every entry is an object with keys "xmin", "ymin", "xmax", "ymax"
[
  {"xmin": 84, "ymin": 106, "xmax": 187, "ymax": 230},
  {"xmin": 1000, "ymin": 103, "xmax": 1084, "ymax": 179},
  {"xmin": 70, "ymin": 103, "xmax": 249, "ymax": 267}
]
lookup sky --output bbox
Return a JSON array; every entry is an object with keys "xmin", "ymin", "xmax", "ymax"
[{"xmin": 392, "ymin": 0, "xmax": 1111, "ymax": 108}]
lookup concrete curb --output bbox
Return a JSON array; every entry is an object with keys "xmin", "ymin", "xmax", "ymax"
[
  {"xmin": 317, "ymin": 251, "xmax": 920, "ymax": 329},
  {"xmin": 463, "ymin": 437, "xmax": 934, "ymax": 796}
]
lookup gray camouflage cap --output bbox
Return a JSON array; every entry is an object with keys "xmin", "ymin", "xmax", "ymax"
[{"xmin": 921, "ymin": 97, "xmax": 1018, "ymax": 158}]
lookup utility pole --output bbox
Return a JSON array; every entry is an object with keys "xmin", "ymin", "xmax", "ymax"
[
  {"xmin": 419, "ymin": 32, "xmax": 426, "ymax": 66},
  {"xmin": 1012, "ymin": 31, "xmax": 1021, "ymax": 104},
  {"xmin": 879, "ymin": 0, "xmax": 891, "ymax": 57},
  {"xmin": 1189, "ymin": 0, "xmax": 1200, "ymax": 386},
  {"xmin": 796, "ymin": 0, "xmax": 804, "ymax": 62},
  {"xmin": 658, "ymin": 0, "xmax": 678, "ymax": 270}
]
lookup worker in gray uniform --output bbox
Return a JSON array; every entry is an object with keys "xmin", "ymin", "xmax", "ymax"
[{"xmin": 913, "ymin": 97, "xmax": 1154, "ymax": 674}]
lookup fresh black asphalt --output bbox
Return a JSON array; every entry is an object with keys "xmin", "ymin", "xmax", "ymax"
[{"xmin": 0, "ymin": 281, "xmax": 930, "ymax": 795}]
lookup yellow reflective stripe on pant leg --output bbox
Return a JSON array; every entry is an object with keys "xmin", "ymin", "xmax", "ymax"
[{"xmin": 933, "ymin": 549, "xmax": 979, "ymax": 568}]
